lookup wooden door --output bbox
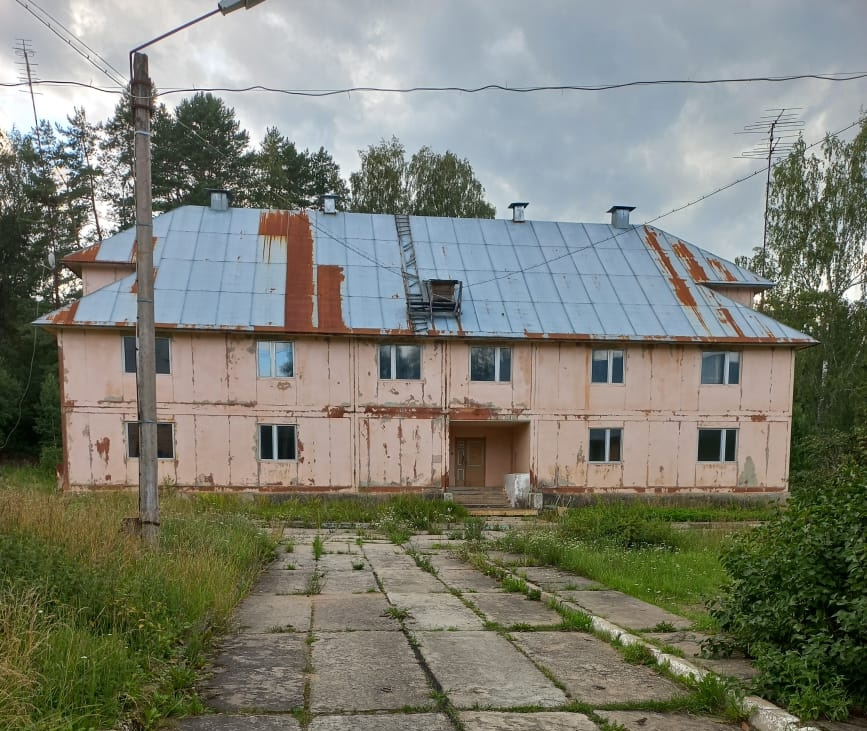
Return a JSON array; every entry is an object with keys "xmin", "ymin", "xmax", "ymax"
[{"xmin": 455, "ymin": 438, "xmax": 486, "ymax": 487}]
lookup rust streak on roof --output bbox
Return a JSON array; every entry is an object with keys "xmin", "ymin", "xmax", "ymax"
[
  {"xmin": 317, "ymin": 265, "xmax": 347, "ymax": 332},
  {"xmin": 717, "ymin": 307, "xmax": 746, "ymax": 338},
  {"xmin": 44, "ymin": 300, "xmax": 80, "ymax": 325},
  {"xmin": 706, "ymin": 257, "xmax": 739, "ymax": 282},
  {"xmin": 63, "ymin": 243, "xmax": 102, "ymax": 264},
  {"xmin": 672, "ymin": 240, "xmax": 709, "ymax": 282}
]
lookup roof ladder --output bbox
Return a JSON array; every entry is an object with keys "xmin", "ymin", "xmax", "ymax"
[{"xmin": 395, "ymin": 214, "xmax": 429, "ymax": 333}]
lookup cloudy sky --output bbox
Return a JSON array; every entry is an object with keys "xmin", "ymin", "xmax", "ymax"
[{"xmin": 2, "ymin": 0, "xmax": 865, "ymax": 264}]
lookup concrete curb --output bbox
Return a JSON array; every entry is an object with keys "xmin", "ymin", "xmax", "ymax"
[{"xmin": 483, "ymin": 556, "xmax": 819, "ymax": 731}]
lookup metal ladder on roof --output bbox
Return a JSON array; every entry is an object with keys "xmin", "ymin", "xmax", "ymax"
[{"xmin": 395, "ymin": 214, "xmax": 430, "ymax": 333}]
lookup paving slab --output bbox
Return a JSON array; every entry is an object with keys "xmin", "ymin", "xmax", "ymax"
[
  {"xmin": 173, "ymin": 715, "xmax": 301, "ymax": 730},
  {"xmin": 275, "ymin": 550, "xmax": 317, "ymax": 570},
  {"xmin": 424, "ymin": 553, "xmax": 474, "ymax": 571},
  {"xmin": 375, "ymin": 567, "xmax": 447, "ymax": 593},
  {"xmin": 387, "ymin": 591, "xmax": 485, "ymax": 630},
  {"xmin": 318, "ymin": 553, "xmax": 364, "ymax": 571},
  {"xmin": 309, "ymin": 631, "xmax": 432, "ymax": 712},
  {"xmin": 511, "ymin": 631, "xmax": 685, "ymax": 705},
  {"xmin": 234, "ymin": 594, "xmax": 311, "ymax": 634},
  {"xmin": 436, "ymin": 567, "xmax": 505, "ymax": 593},
  {"xmin": 319, "ymin": 568, "xmax": 380, "ymax": 594},
  {"xmin": 200, "ymin": 635, "xmax": 306, "ymax": 712},
  {"xmin": 415, "ymin": 630, "xmax": 567, "ymax": 709},
  {"xmin": 309, "ymin": 713, "xmax": 453, "ymax": 730},
  {"xmin": 486, "ymin": 551, "xmax": 541, "ymax": 566},
  {"xmin": 817, "ymin": 717, "xmax": 867, "ymax": 731},
  {"xmin": 598, "ymin": 711, "xmax": 741, "ymax": 730},
  {"xmin": 312, "ymin": 593, "xmax": 401, "ymax": 631},
  {"xmin": 467, "ymin": 592, "xmax": 563, "ymax": 628},
  {"xmin": 519, "ymin": 567, "xmax": 601, "ymax": 591},
  {"xmin": 562, "ymin": 590, "xmax": 692, "ymax": 631},
  {"xmin": 460, "ymin": 710, "xmax": 599, "ymax": 730},
  {"xmin": 253, "ymin": 568, "xmax": 318, "ymax": 596},
  {"xmin": 645, "ymin": 631, "xmax": 758, "ymax": 681}
]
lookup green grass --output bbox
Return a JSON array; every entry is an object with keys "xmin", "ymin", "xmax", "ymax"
[{"xmin": 0, "ymin": 465, "xmax": 275, "ymax": 731}]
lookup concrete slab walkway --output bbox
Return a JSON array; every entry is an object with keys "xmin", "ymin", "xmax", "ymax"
[{"xmin": 167, "ymin": 530, "xmax": 752, "ymax": 730}]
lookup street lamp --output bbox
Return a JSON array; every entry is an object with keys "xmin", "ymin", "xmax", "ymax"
[{"xmin": 130, "ymin": 0, "xmax": 265, "ymax": 546}]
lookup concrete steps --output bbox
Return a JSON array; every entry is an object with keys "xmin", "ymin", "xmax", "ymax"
[{"xmin": 449, "ymin": 486, "xmax": 511, "ymax": 509}]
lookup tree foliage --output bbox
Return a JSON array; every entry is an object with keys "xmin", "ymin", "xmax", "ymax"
[{"xmin": 350, "ymin": 136, "xmax": 495, "ymax": 217}]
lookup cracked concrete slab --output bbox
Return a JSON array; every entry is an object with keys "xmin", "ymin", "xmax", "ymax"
[
  {"xmin": 173, "ymin": 715, "xmax": 302, "ymax": 730},
  {"xmin": 200, "ymin": 635, "xmax": 307, "ymax": 712},
  {"xmin": 512, "ymin": 631, "xmax": 686, "ymax": 705},
  {"xmin": 309, "ymin": 713, "xmax": 453, "ymax": 731},
  {"xmin": 312, "ymin": 593, "xmax": 401, "ymax": 631},
  {"xmin": 466, "ymin": 591, "xmax": 564, "ymax": 627},
  {"xmin": 562, "ymin": 590, "xmax": 692, "ymax": 631},
  {"xmin": 436, "ymin": 567, "xmax": 505, "ymax": 593},
  {"xmin": 253, "ymin": 568, "xmax": 318, "ymax": 596},
  {"xmin": 309, "ymin": 631, "xmax": 432, "ymax": 712},
  {"xmin": 374, "ymin": 567, "xmax": 447, "ymax": 593},
  {"xmin": 518, "ymin": 566, "xmax": 601, "ymax": 591},
  {"xmin": 415, "ymin": 630, "xmax": 567, "ymax": 709},
  {"xmin": 460, "ymin": 711, "xmax": 599, "ymax": 730},
  {"xmin": 386, "ymin": 591, "xmax": 485, "ymax": 630},
  {"xmin": 233, "ymin": 594, "xmax": 311, "ymax": 634},
  {"xmin": 318, "ymin": 568, "xmax": 379, "ymax": 594},
  {"xmin": 598, "ymin": 711, "xmax": 742, "ymax": 730}
]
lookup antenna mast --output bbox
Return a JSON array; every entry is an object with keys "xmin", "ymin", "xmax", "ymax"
[{"xmin": 737, "ymin": 108, "xmax": 804, "ymax": 305}]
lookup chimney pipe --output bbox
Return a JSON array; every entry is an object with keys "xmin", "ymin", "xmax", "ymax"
[
  {"xmin": 208, "ymin": 189, "xmax": 231, "ymax": 212},
  {"xmin": 607, "ymin": 205, "xmax": 635, "ymax": 229},
  {"xmin": 320, "ymin": 193, "xmax": 339, "ymax": 214},
  {"xmin": 508, "ymin": 201, "xmax": 529, "ymax": 223}
]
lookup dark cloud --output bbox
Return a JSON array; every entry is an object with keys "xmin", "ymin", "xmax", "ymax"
[{"xmin": 2, "ymin": 0, "xmax": 865, "ymax": 262}]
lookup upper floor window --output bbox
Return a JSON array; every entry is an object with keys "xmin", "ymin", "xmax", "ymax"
[
  {"xmin": 589, "ymin": 427, "xmax": 622, "ymax": 463},
  {"xmin": 470, "ymin": 346, "xmax": 511, "ymax": 382},
  {"xmin": 591, "ymin": 349, "xmax": 624, "ymax": 384},
  {"xmin": 257, "ymin": 341, "xmax": 294, "ymax": 378},
  {"xmin": 697, "ymin": 428, "xmax": 737, "ymax": 462},
  {"xmin": 126, "ymin": 421, "xmax": 175, "ymax": 459},
  {"xmin": 123, "ymin": 335, "xmax": 171, "ymax": 374},
  {"xmin": 259, "ymin": 424, "xmax": 297, "ymax": 461},
  {"xmin": 379, "ymin": 344, "xmax": 421, "ymax": 380},
  {"xmin": 701, "ymin": 351, "xmax": 740, "ymax": 385}
]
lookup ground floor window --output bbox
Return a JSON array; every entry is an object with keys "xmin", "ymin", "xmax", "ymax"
[
  {"xmin": 697, "ymin": 428, "xmax": 737, "ymax": 462},
  {"xmin": 259, "ymin": 424, "xmax": 297, "ymax": 461},
  {"xmin": 588, "ymin": 427, "xmax": 622, "ymax": 463},
  {"xmin": 126, "ymin": 422, "xmax": 174, "ymax": 459}
]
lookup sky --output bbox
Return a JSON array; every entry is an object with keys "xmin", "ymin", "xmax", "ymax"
[{"xmin": 1, "ymin": 0, "xmax": 866, "ymax": 265}]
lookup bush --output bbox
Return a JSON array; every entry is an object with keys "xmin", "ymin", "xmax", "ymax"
[{"xmin": 710, "ymin": 465, "xmax": 867, "ymax": 720}]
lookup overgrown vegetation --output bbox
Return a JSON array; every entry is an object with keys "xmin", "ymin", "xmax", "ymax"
[
  {"xmin": 710, "ymin": 461, "xmax": 867, "ymax": 720},
  {"xmin": 0, "ymin": 465, "xmax": 274, "ymax": 731}
]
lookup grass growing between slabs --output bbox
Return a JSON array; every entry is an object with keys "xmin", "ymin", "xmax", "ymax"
[
  {"xmin": 492, "ymin": 500, "xmax": 766, "ymax": 624},
  {"xmin": 0, "ymin": 465, "xmax": 275, "ymax": 731}
]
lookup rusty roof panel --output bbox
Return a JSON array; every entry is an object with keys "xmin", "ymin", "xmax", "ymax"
[{"xmin": 35, "ymin": 205, "xmax": 813, "ymax": 345}]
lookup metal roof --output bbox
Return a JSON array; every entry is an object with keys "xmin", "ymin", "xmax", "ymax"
[{"xmin": 37, "ymin": 206, "xmax": 815, "ymax": 346}]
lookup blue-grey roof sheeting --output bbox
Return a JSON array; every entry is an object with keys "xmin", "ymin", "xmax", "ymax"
[{"xmin": 38, "ymin": 206, "xmax": 812, "ymax": 345}]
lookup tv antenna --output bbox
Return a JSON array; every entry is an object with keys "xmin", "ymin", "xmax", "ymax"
[{"xmin": 737, "ymin": 108, "xmax": 804, "ymax": 304}]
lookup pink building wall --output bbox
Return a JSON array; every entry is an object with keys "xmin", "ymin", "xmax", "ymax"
[{"xmin": 56, "ymin": 329, "xmax": 795, "ymax": 495}]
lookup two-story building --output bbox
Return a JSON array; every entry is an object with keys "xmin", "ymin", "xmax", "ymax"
[{"xmin": 37, "ymin": 195, "xmax": 813, "ymax": 497}]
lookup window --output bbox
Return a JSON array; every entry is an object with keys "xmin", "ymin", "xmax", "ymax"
[
  {"xmin": 470, "ymin": 346, "xmax": 511, "ymax": 382},
  {"xmin": 588, "ymin": 428, "xmax": 622, "ymax": 463},
  {"xmin": 697, "ymin": 428, "xmax": 737, "ymax": 462},
  {"xmin": 379, "ymin": 344, "xmax": 421, "ymax": 380},
  {"xmin": 701, "ymin": 351, "xmax": 740, "ymax": 384},
  {"xmin": 126, "ymin": 422, "xmax": 175, "ymax": 459},
  {"xmin": 591, "ymin": 349, "xmax": 624, "ymax": 384},
  {"xmin": 257, "ymin": 341, "xmax": 294, "ymax": 378},
  {"xmin": 123, "ymin": 335, "xmax": 171, "ymax": 374},
  {"xmin": 259, "ymin": 424, "xmax": 297, "ymax": 461}
]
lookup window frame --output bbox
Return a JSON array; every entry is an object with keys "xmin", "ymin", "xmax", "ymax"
[
  {"xmin": 469, "ymin": 346, "xmax": 512, "ymax": 383},
  {"xmin": 588, "ymin": 427, "xmax": 623, "ymax": 463},
  {"xmin": 257, "ymin": 340, "xmax": 295, "ymax": 379},
  {"xmin": 696, "ymin": 428, "xmax": 738, "ymax": 462},
  {"xmin": 122, "ymin": 335, "xmax": 171, "ymax": 375},
  {"xmin": 378, "ymin": 343, "xmax": 422, "ymax": 380},
  {"xmin": 125, "ymin": 421, "xmax": 175, "ymax": 459},
  {"xmin": 591, "ymin": 348, "xmax": 625, "ymax": 384},
  {"xmin": 700, "ymin": 351, "xmax": 740, "ymax": 385},
  {"xmin": 258, "ymin": 424, "xmax": 298, "ymax": 461}
]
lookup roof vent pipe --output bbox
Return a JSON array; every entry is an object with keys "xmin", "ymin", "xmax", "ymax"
[
  {"xmin": 508, "ymin": 201, "xmax": 529, "ymax": 223},
  {"xmin": 607, "ymin": 205, "xmax": 636, "ymax": 229},
  {"xmin": 208, "ymin": 189, "xmax": 231, "ymax": 212},
  {"xmin": 320, "ymin": 193, "xmax": 339, "ymax": 214}
]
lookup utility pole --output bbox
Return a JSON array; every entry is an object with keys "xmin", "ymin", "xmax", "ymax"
[{"xmin": 132, "ymin": 52, "xmax": 159, "ymax": 547}]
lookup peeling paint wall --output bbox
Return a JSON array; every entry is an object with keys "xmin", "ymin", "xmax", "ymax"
[{"xmin": 57, "ymin": 329, "xmax": 796, "ymax": 495}]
